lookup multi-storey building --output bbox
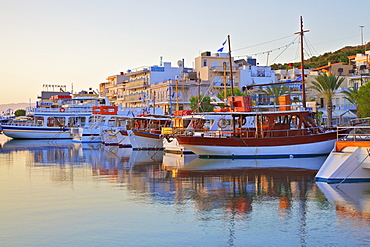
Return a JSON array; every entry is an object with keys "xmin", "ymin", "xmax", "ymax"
[
  {"xmin": 99, "ymin": 73, "xmax": 129, "ymax": 106},
  {"xmin": 194, "ymin": 51, "xmax": 239, "ymax": 93},
  {"xmin": 348, "ymin": 51, "xmax": 370, "ymax": 89},
  {"xmin": 100, "ymin": 53, "xmax": 278, "ymax": 113}
]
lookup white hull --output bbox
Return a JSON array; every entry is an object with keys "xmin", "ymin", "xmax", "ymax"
[
  {"xmin": 185, "ymin": 139, "xmax": 336, "ymax": 158},
  {"xmin": 101, "ymin": 129, "xmax": 131, "ymax": 147},
  {"xmin": 315, "ymin": 146, "xmax": 370, "ymax": 183},
  {"xmin": 127, "ymin": 130, "xmax": 163, "ymax": 150},
  {"xmin": 163, "ymin": 136, "xmax": 192, "ymax": 154},
  {"xmin": 71, "ymin": 127, "xmax": 101, "ymax": 143},
  {"xmin": 1, "ymin": 126, "xmax": 71, "ymax": 139}
]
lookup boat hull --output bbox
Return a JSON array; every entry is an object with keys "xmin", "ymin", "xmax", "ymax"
[
  {"xmin": 163, "ymin": 136, "xmax": 193, "ymax": 154},
  {"xmin": 71, "ymin": 127, "xmax": 101, "ymax": 143},
  {"xmin": 127, "ymin": 130, "xmax": 163, "ymax": 150},
  {"xmin": 176, "ymin": 130, "xmax": 343, "ymax": 158},
  {"xmin": 1, "ymin": 126, "xmax": 71, "ymax": 139},
  {"xmin": 315, "ymin": 145, "xmax": 370, "ymax": 183}
]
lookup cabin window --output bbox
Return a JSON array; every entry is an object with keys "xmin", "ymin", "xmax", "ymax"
[{"xmin": 36, "ymin": 117, "xmax": 44, "ymax": 126}]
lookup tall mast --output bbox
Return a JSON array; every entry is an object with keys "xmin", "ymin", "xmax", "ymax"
[
  {"xmin": 295, "ymin": 16, "xmax": 309, "ymax": 109},
  {"xmin": 227, "ymin": 35, "xmax": 234, "ymax": 97}
]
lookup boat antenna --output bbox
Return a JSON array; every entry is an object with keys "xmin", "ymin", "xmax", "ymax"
[{"xmin": 295, "ymin": 16, "xmax": 309, "ymax": 109}]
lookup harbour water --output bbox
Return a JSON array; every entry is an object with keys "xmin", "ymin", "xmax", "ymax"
[{"xmin": 1, "ymin": 134, "xmax": 370, "ymax": 246}]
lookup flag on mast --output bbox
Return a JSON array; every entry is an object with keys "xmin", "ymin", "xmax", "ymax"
[{"xmin": 217, "ymin": 39, "xmax": 227, "ymax": 52}]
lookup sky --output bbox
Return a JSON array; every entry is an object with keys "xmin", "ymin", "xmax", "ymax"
[{"xmin": 1, "ymin": 0, "xmax": 369, "ymax": 104}]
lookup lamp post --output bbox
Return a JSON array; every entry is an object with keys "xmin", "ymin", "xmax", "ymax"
[{"xmin": 360, "ymin": 25, "xmax": 365, "ymax": 51}]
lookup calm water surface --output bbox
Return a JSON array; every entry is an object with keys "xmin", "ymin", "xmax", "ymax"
[{"xmin": 1, "ymin": 134, "xmax": 370, "ymax": 246}]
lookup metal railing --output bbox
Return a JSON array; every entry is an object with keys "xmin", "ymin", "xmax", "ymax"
[{"xmin": 167, "ymin": 126, "xmax": 322, "ymax": 139}]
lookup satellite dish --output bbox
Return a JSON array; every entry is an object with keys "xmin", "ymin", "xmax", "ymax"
[{"xmin": 177, "ymin": 60, "xmax": 183, "ymax": 67}]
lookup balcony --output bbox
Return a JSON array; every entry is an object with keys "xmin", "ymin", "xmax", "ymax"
[
  {"xmin": 124, "ymin": 93, "xmax": 146, "ymax": 103},
  {"xmin": 125, "ymin": 78, "xmax": 149, "ymax": 89},
  {"xmin": 210, "ymin": 66, "xmax": 238, "ymax": 73}
]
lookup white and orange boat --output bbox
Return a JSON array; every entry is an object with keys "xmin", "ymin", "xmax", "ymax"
[
  {"xmin": 315, "ymin": 125, "xmax": 370, "ymax": 183},
  {"xmin": 175, "ymin": 96, "xmax": 350, "ymax": 159}
]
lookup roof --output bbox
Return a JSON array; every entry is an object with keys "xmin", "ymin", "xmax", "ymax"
[
  {"xmin": 312, "ymin": 62, "xmax": 342, "ymax": 71},
  {"xmin": 321, "ymin": 110, "xmax": 357, "ymax": 118}
]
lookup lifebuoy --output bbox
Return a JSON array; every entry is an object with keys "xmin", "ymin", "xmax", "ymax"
[
  {"xmin": 60, "ymin": 107, "xmax": 65, "ymax": 112},
  {"xmin": 217, "ymin": 118, "xmax": 228, "ymax": 129}
]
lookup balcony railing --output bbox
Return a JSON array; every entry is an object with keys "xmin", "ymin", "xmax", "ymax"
[
  {"xmin": 210, "ymin": 66, "xmax": 238, "ymax": 72},
  {"xmin": 123, "ymin": 93, "xmax": 146, "ymax": 102},
  {"xmin": 125, "ymin": 78, "xmax": 149, "ymax": 89}
]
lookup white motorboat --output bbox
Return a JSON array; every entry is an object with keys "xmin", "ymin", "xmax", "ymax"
[{"xmin": 315, "ymin": 125, "xmax": 370, "ymax": 183}]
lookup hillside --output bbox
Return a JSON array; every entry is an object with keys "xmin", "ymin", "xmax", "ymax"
[
  {"xmin": 271, "ymin": 42, "xmax": 370, "ymax": 69},
  {"xmin": 0, "ymin": 103, "xmax": 31, "ymax": 114}
]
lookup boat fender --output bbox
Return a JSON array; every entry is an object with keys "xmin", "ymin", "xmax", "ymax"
[
  {"xmin": 60, "ymin": 107, "xmax": 65, "ymax": 112},
  {"xmin": 217, "ymin": 118, "xmax": 228, "ymax": 129}
]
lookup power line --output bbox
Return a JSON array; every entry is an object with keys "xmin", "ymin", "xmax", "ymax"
[
  {"xmin": 269, "ymin": 37, "xmax": 299, "ymax": 64},
  {"xmin": 234, "ymin": 36, "xmax": 298, "ymax": 59},
  {"xmin": 233, "ymin": 34, "xmax": 295, "ymax": 52}
]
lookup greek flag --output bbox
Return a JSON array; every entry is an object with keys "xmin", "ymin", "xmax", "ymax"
[
  {"xmin": 217, "ymin": 39, "xmax": 227, "ymax": 52},
  {"xmin": 294, "ymin": 75, "xmax": 302, "ymax": 82}
]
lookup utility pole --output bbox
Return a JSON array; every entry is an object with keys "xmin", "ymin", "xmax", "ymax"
[{"xmin": 294, "ymin": 16, "xmax": 309, "ymax": 109}]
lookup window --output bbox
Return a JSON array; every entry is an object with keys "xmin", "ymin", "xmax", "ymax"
[{"xmin": 203, "ymin": 59, "xmax": 207, "ymax": 67}]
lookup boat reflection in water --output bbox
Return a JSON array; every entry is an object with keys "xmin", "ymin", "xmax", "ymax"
[
  {"xmin": 165, "ymin": 154, "xmax": 327, "ymax": 172},
  {"xmin": 2, "ymin": 135, "xmax": 370, "ymax": 245},
  {"xmin": 317, "ymin": 182, "xmax": 370, "ymax": 224}
]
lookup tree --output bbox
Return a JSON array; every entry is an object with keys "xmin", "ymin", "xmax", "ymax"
[
  {"xmin": 216, "ymin": 88, "xmax": 247, "ymax": 101},
  {"xmin": 310, "ymin": 73, "xmax": 345, "ymax": 125},
  {"xmin": 261, "ymin": 85, "xmax": 292, "ymax": 104},
  {"xmin": 14, "ymin": 109, "xmax": 26, "ymax": 117},
  {"xmin": 355, "ymin": 82, "xmax": 370, "ymax": 118},
  {"xmin": 343, "ymin": 87, "xmax": 359, "ymax": 116},
  {"xmin": 189, "ymin": 94, "xmax": 214, "ymax": 112}
]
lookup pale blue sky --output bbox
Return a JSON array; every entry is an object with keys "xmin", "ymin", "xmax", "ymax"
[{"xmin": 1, "ymin": 0, "xmax": 369, "ymax": 104}]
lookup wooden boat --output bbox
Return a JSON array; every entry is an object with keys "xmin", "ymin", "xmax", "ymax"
[
  {"xmin": 127, "ymin": 115, "xmax": 172, "ymax": 150},
  {"xmin": 175, "ymin": 96, "xmax": 350, "ymax": 159}
]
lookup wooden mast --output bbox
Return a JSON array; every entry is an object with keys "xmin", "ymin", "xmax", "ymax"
[
  {"xmin": 295, "ymin": 16, "xmax": 309, "ymax": 109},
  {"xmin": 227, "ymin": 35, "xmax": 234, "ymax": 97},
  {"xmin": 227, "ymin": 35, "xmax": 236, "ymax": 133}
]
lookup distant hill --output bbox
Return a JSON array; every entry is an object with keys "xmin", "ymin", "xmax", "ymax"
[
  {"xmin": 271, "ymin": 42, "xmax": 370, "ymax": 69},
  {"xmin": 0, "ymin": 103, "xmax": 31, "ymax": 114}
]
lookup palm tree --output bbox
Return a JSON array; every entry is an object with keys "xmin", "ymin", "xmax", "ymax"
[
  {"xmin": 261, "ymin": 85, "xmax": 291, "ymax": 104},
  {"xmin": 343, "ymin": 86, "xmax": 359, "ymax": 115},
  {"xmin": 310, "ymin": 73, "xmax": 345, "ymax": 125}
]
